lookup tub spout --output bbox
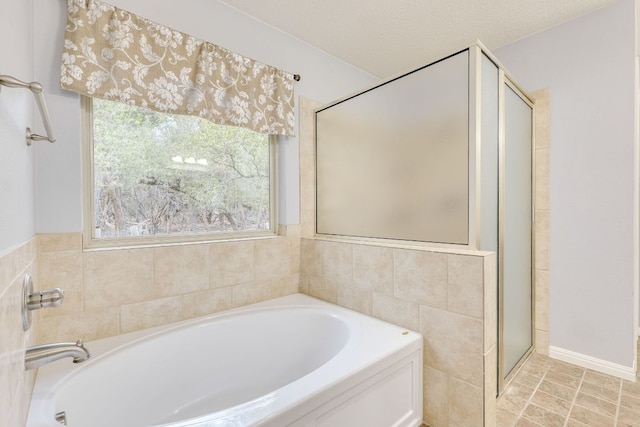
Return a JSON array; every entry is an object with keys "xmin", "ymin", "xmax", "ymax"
[{"xmin": 25, "ymin": 340, "xmax": 91, "ymax": 370}]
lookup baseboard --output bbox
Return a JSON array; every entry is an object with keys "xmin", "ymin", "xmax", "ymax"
[{"xmin": 549, "ymin": 346, "xmax": 637, "ymax": 382}]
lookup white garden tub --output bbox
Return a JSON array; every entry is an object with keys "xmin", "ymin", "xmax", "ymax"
[{"xmin": 27, "ymin": 294, "xmax": 423, "ymax": 427}]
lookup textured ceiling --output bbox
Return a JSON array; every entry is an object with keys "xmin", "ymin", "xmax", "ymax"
[{"xmin": 219, "ymin": 0, "xmax": 615, "ymax": 78}]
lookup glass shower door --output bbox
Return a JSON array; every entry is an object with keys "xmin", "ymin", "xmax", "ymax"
[{"xmin": 500, "ymin": 80, "xmax": 533, "ymax": 381}]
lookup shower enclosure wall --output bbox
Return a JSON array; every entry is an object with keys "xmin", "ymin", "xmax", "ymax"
[{"xmin": 315, "ymin": 43, "xmax": 534, "ymax": 393}]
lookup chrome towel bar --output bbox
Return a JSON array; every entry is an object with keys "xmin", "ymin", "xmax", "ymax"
[{"xmin": 0, "ymin": 74, "xmax": 56, "ymax": 145}]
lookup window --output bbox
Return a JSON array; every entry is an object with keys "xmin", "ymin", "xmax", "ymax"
[{"xmin": 83, "ymin": 97, "xmax": 276, "ymax": 248}]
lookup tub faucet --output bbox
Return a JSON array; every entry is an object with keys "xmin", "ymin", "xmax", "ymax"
[{"xmin": 25, "ymin": 340, "xmax": 91, "ymax": 370}]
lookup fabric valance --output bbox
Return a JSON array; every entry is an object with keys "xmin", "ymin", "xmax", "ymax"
[{"xmin": 61, "ymin": 0, "xmax": 296, "ymax": 136}]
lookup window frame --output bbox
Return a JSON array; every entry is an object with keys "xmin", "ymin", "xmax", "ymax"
[{"xmin": 81, "ymin": 96, "xmax": 279, "ymax": 250}]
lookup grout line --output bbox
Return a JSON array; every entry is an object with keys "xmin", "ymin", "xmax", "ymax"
[
  {"xmin": 514, "ymin": 369, "xmax": 546, "ymax": 426},
  {"xmin": 562, "ymin": 369, "xmax": 586, "ymax": 427},
  {"xmin": 614, "ymin": 379, "xmax": 622, "ymax": 426}
]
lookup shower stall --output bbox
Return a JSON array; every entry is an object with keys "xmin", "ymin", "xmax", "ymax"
[{"xmin": 314, "ymin": 43, "xmax": 534, "ymax": 392}]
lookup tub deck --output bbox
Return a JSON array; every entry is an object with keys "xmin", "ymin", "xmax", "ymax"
[{"xmin": 27, "ymin": 294, "xmax": 423, "ymax": 427}]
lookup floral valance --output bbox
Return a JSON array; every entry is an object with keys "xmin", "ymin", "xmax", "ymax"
[{"xmin": 61, "ymin": 0, "xmax": 296, "ymax": 136}]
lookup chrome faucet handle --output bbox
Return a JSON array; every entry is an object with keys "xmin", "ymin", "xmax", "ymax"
[
  {"xmin": 26, "ymin": 287, "xmax": 64, "ymax": 310},
  {"xmin": 22, "ymin": 274, "xmax": 66, "ymax": 331}
]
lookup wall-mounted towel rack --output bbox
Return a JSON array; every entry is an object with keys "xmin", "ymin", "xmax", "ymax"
[{"xmin": 0, "ymin": 74, "xmax": 56, "ymax": 146}]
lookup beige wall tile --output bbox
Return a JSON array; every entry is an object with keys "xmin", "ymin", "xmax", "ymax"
[
  {"xmin": 535, "ymin": 269, "xmax": 549, "ymax": 332},
  {"xmin": 535, "ymin": 149, "xmax": 550, "ymax": 210},
  {"xmin": 532, "ymin": 87, "xmax": 550, "ymax": 361},
  {"xmin": 448, "ymin": 377, "xmax": 484, "ymax": 427},
  {"xmin": 301, "ymin": 210, "xmax": 315, "ymax": 238},
  {"xmin": 18, "ymin": 368, "xmax": 36, "ymax": 427},
  {"xmin": 120, "ymin": 296, "xmax": 182, "ymax": 333},
  {"xmin": 83, "ymin": 248, "xmax": 155, "ymax": 311},
  {"xmin": 231, "ymin": 276, "xmax": 297, "ymax": 307},
  {"xmin": 39, "ymin": 233, "xmax": 82, "ymax": 253},
  {"xmin": 6, "ymin": 274, "xmax": 28, "ymax": 348},
  {"xmin": 272, "ymin": 274, "xmax": 300, "ymax": 298},
  {"xmin": 0, "ymin": 286, "xmax": 16, "ymax": 421},
  {"xmin": 300, "ymin": 238, "xmax": 322, "ymax": 277},
  {"xmin": 209, "ymin": 240, "xmax": 254, "ymax": 287},
  {"xmin": 154, "ymin": 244, "xmax": 209, "ymax": 297},
  {"xmin": 0, "ymin": 237, "xmax": 37, "ymax": 427},
  {"xmin": 0, "ymin": 239, "xmax": 36, "ymax": 291},
  {"xmin": 484, "ymin": 254, "xmax": 498, "ymax": 352},
  {"xmin": 424, "ymin": 365, "xmax": 449, "ymax": 427},
  {"xmin": 37, "ymin": 308, "xmax": 120, "ymax": 343},
  {"xmin": 254, "ymin": 237, "xmax": 290, "ymax": 280},
  {"xmin": 299, "ymin": 97, "xmax": 322, "ymax": 158},
  {"xmin": 484, "ymin": 345, "xmax": 498, "ymax": 426},
  {"xmin": 38, "ymin": 252, "xmax": 84, "ymax": 317},
  {"xmin": 535, "ymin": 330, "xmax": 550, "ymax": 355},
  {"xmin": 306, "ymin": 276, "xmax": 338, "ymax": 304},
  {"xmin": 447, "ymin": 254, "xmax": 484, "ymax": 318},
  {"xmin": 394, "ymin": 249, "xmax": 447, "ymax": 309},
  {"xmin": 532, "ymin": 89, "xmax": 550, "ymax": 151},
  {"xmin": 15, "ymin": 241, "xmax": 36, "ymax": 277},
  {"xmin": 28, "ymin": 228, "xmax": 503, "ymax": 427},
  {"xmin": 181, "ymin": 287, "xmax": 234, "ymax": 319},
  {"xmin": 307, "ymin": 276, "xmax": 338, "ymax": 304},
  {"xmin": 337, "ymin": 287, "xmax": 372, "ymax": 315},
  {"xmin": 352, "ymin": 244, "xmax": 393, "ymax": 295},
  {"xmin": 421, "ymin": 306, "xmax": 484, "ymax": 386},
  {"xmin": 318, "ymin": 240, "xmax": 353, "ymax": 285},
  {"xmin": 288, "ymin": 235, "xmax": 301, "ymax": 275},
  {"xmin": 299, "ymin": 97, "xmax": 321, "ymax": 238},
  {"xmin": 284, "ymin": 224, "xmax": 301, "ymax": 239},
  {"xmin": 299, "ymin": 275, "xmax": 311, "ymax": 294},
  {"xmin": 300, "ymin": 156, "xmax": 316, "ymax": 211},
  {"xmin": 7, "ymin": 399, "xmax": 28, "ymax": 427},
  {"xmin": 372, "ymin": 292, "xmax": 420, "ymax": 332},
  {"xmin": 535, "ymin": 211, "xmax": 549, "ymax": 271}
]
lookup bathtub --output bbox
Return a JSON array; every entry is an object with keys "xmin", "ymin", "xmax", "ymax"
[{"xmin": 27, "ymin": 294, "xmax": 423, "ymax": 427}]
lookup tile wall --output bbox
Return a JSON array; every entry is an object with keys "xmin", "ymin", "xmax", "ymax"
[
  {"xmin": 36, "ymin": 227, "xmax": 300, "ymax": 343},
  {"xmin": 0, "ymin": 237, "xmax": 38, "ymax": 426},
  {"xmin": 531, "ymin": 89, "xmax": 551, "ymax": 356},
  {"xmin": 298, "ymin": 96, "xmax": 498, "ymax": 426},
  {"xmin": 300, "ymin": 237, "xmax": 497, "ymax": 426}
]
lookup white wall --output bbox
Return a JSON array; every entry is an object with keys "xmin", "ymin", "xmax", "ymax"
[
  {"xmin": 32, "ymin": 0, "xmax": 377, "ymax": 233},
  {"xmin": 496, "ymin": 0, "xmax": 637, "ymax": 367},
  {"xmin": 0, "ymin": 3, "xmax": 39, "ymax": 425},
  {"xmin": 0, "ymin": 0, "xmax": 36, "ymax": 253}
]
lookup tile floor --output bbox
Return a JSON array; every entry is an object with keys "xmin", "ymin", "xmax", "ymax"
[{"xmin": 496, "ymin": 346, "xmax": 640, "ymax": 427}]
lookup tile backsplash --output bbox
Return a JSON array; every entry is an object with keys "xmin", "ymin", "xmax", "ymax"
[
  {"xmin": 300, "ymin": 237, "xmax": 497, "ymax": 426},
  {"xmin": 0, "ymin": 237, "xmax": 38, "ymax": 426},
  {"xmin": 37, "ymin": 227, "xmax": 300, "ymax": 344}
]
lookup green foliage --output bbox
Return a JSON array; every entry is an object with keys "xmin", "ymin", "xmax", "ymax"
[{"xmin": 92, "ymin": 98, "xmax": 270, "ymax": 237}]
